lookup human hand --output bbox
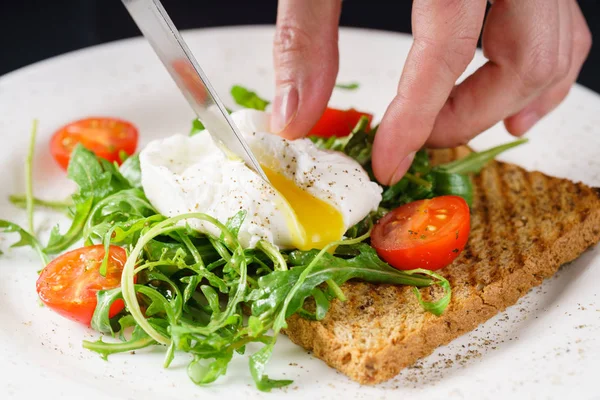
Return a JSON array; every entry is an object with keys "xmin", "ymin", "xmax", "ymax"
[{"xmin": 271, "ymin": 0, "xmax": 592, "ymax": 185}]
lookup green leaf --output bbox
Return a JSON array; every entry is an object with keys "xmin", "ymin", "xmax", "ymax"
[
  {"xmin": 182, "ymin": 275, "xmax": 203, "ymax": 305},
  {"xmin": 0, "ymin": 220, "xmax": 48, "ymax": 265},
  {"xmin": 224, "ymin": 210, "xmax": 246, "ymax": 239},
  {"xmin": 335, "ymin": 82, "xmax": 360, "ymax": 90},
  {"xmin": 99, "ymin": 159, "xmax": 132, "ymax": 192},
  {"xmin": 189, "ymin": 119, "xmax": 205, "ymax": 136},
  {"xmin": 200, "ymin": 285, "xmax": 221, "ymax": 315},
  {"xmin": 83, "ymin": 189, "xmax": 157, "ymax": 244},
  {"xmin": 309, "ymin": 134, "xmax": 350, "ymax": 152},
  {"xmin": 248, "ymin": 315, "xmax": 264, "ymax": 338},
  {"xmin": 44, "ymin": 196, "xmax": 94, "ymax": 254},
  {"xmin": 82, "ymin": 331, "xmax": 155, "ymax": 361},
  {"xmin": 8, "ymin": 194, "xmax": 72, "ymax": 215},
  {"xmin": 44, "ymin": 145, "xmax": 128, "ymax": 254},
  {"xmin": 230, "ymin": 85, "xmax": 270, "ymax": 111},
  {"xmin": 311, "ymin": 288, "xmax": 330, "ymax": 321},
  {"xmin": 344, "ymin": 208, "xmax": 386, "ymax": 239},
  {"xmin": 431, "ymin": 170, "xmax": 474, "ymax": 207},
  {"xmin": 343, "ymin": 117, "xmax": 375, "ymax": 166},
  {"xmin": 407, "ymin": 269, "xmax": 451, "ymax": 316},
  {"xmin": 118, "ymin": 315, "xmax": 137, "ymax": 340},
  {"xmin": 83, "ymin": 320, "xmax": 168, "ymax": 360},
  {"xmin": 67, "ymin": 145, "xmax": 114, "ymax": 198},
  {"xmin": 25, "ymin": 119, "xmax": 38, "ymax": 234},
  {"xmin": 119, "ymin": 154, "xmax": 142, "ymax": 189},
  {"xmin": 309, "ymin": 116, "xmax": 374, "ymax": 166},
  {"xmin": 91, "ymin": 287, "xmax": 124, "ymax": 334},
  {"xmin": 410, "ymin": 149, "xmax": 431, "ymax": 175},
  {"xmin": 188, "ymin": 352, "xmax": 234, "ymax": 385},
  {"xmin": 250, "ymin": 244, "xmax": 434, "ymax": 319},
  {"xmin": 438, "ymin": 138, "xmax": 528, "ymax": 175},
  {"xmin": 249, "ymin": 342, "xmax": 292, "ymax": 392}
]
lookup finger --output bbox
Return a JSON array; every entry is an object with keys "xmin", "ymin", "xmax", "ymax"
[
  {"xmin": 271, "ymin": 0, "xmax": 342, "ymax": 139},
  {"xmin": 426, "ymin": 0, "xmax": 561, "ymax": 148},
  {"xmin": 372, "ymin": 0, "xmax": 487, "ymax": 185},
  {"xmin": 504, "ymin": 0, "xmax": 592, "ymax": 134}
]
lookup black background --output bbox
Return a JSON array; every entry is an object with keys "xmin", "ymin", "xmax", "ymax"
[{"xmin": 1, "ymin": 1, "xmax": 599, "ymax": 93}]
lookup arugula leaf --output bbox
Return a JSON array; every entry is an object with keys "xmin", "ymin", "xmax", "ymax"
[
  {"xmin": 250, "ymin": 342, "xmax": 292, "ymax": 391},
  {"xmin": 44, "ymin": 197, "xmax": 94, "ymax": 254},
  {"xmin": 310, "ymin": 116, "xmax": 375, "ymax": 172},
  {"xmin": 83, "ymin": 322, "xmax": 163, "ymax": 360},
  {"xmin": 83, "ymin": 189, "xmax": 156, "ymax": 244},
  {"xmin": 119, "ymin": 154, "xmax": 142, "ymax": 189},
  {"xmin": 0, "ymin": 220, "xmax": 48, "ymax": 265},
  {"xmin": 311, "ymin": 288, "xmax": 330, "ymax": 320},
  {"xmin": 335, "ymin": 82, "xmax": 360, "ymax": 90},
  {"xmin": 381, "ymin": 172, "xmax": 436, "ymax": 209},
  {"xmin": 189, "ymin": 119, "xmax": 205, "ymax": 136},
  {"xmin": 407, "ymin": 269, "xmax": 451, "ymax": 316},
  {"xmin": 9, "ymin": 195, "xmax": 72, "ymax": 215},
  {"xmin": 224, "ymin": 210, "xmax": 246, "ymax": 239},
  {"xmin": 90, "ymin": 287, "xmax": 124, "ymax": 334},
  {"xmin": 344, "ymin": 207, "xmax": 387, "ymax": 239},
  {"xmin": 308, "ymin": 135, "xmax": 350, "ymax": 152},
  {"xmin": 44, "ymin": 145, "xmax": 135, "ymax": 254},
  {"xmin": 380, "ymin": 139, "xmax": 527, "ymax": 207},
  {"xmin": 410, "ymin": 149, "xmax": 431, "ymax": 175},
  {"xmin": 189, "ymin": 107, "xmax": 233, "ymax": 137},
  {"xmin": 251, "ymin": 244, "xmax": 435, "ymax": 320},
  {"xmin": 25, "ymin": 119, "xmax": 38, "ymax": 234},
  {"xmin": 343, "ymin": 117, "xmax": 374, "ymax": 166},
  {"xmin": 438, "ymin": 138, "xmax": 528, "ymax": 174},
  {"xmin": 230, "ymin": 85, "xmax": 270, "ymax": 111},
  {"xmin": 68, "ymin": 145, "xmax": 115, "ymax": 197},
  {"xmin": 431, "ymin": 171, "xmax": 474, "ymax": 207},
  {"xmin": 188, "ymin": 352, "xmax": 234, "ymax": 385}
]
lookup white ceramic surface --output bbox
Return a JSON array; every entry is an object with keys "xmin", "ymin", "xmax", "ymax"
[{"xmin": 0, "ymin": 26, "xmax": 599, "ymax": 400}]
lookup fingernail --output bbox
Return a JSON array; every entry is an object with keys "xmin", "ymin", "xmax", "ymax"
[
  {"xmin": 517, "ymin": 110, "xmax": 540, "ymax": 135},
  {"xmin": 272, "ymin": 84, "xmax": 299, "ymax": 133},
  {"xmin": 389, "ymin": 151, "xmax": 416, "ymax": 185}
]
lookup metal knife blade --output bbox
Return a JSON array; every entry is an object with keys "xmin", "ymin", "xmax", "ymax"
[{"xmin": 121, "ymin": 0, "xmax": 269, "ymax": 182}]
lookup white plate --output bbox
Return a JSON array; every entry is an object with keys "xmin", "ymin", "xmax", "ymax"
[{"xmin": 1, "ymin": 26, "xmax": 599, "ymax": 400}]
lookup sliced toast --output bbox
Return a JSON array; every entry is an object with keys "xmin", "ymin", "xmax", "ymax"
[{"xmin": 284, "ymin": 146, "xmax": 600, "ymax": 385}]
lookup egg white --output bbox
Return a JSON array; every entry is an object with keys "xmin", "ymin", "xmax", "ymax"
[{"xmin": 139, "ymin": 109, "xmax": 382, "ymax": 249}]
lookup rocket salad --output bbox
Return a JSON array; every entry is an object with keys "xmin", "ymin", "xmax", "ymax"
[{"xmin": 0, "ymin": 85, "xmax": 526, "ymax": 391}]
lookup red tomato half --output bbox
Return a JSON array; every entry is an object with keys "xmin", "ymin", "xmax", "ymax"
[
  {"xmin": 50, "ymin": 117, "xmax": 139, "ymax": 170},
  {"xmin": 36, "ymin": 245, "xmax": 130, "ymax": 325},
  {"xmin": 371, "ymin": 196, "xmax": 471, "ymax": 271},
  {"xmin": 309, "ymin": 107, "xmax": 373, "ymax": 137}
]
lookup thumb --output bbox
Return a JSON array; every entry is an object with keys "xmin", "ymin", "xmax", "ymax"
[{"xmin": 272, "ymin": 0, "xmax": 341, "ymax": 139}]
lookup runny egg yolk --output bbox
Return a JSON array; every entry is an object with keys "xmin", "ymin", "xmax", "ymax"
[{"xmin": 262, "ymin": 166, "xmax": 345, "ymax": 251}]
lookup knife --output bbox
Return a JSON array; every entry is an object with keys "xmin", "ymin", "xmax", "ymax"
[{"xmin": 121, "ymin": 0, "xmax": 269, "ymax": 182}]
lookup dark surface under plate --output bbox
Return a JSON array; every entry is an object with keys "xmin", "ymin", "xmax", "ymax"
[{"xmin": 1, "ymin": 0, "xmax": 599, "ymax": 94}]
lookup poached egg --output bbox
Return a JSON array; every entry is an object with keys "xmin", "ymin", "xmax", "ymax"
[{"xmin": 139, "ymin": 109, "xmax": 382, "ymax": 250}]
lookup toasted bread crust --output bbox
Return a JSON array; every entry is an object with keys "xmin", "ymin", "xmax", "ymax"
[{"xmin": 283, "ymin": 147, "xmax": 600, "ymax": 385}]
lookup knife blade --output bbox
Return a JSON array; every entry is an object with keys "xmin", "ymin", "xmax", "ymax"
[{"xmin": 121, "ymin": 0, "xmax": 269, "ymax": 182}]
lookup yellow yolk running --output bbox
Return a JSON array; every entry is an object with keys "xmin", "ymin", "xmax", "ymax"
[{"xmin": 262, "ymin": 166, "xmax": 345, "ymax": 251}]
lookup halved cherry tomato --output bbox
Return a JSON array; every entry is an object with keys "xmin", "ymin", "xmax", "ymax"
[
  {"xmin": 36, "ymin": 245, "xmax": 131, "ymax": 325},
  {"xmin": 50, "ymin": 117, "xmax": 139, "ymax": 170},
  {"xmin": 371, "ymin": 196, "xmax": 471, "ymax": 271},
  {"xmin": 309, "ymin": 107, "xmax": 373, "ymax": 137}
]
